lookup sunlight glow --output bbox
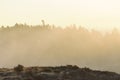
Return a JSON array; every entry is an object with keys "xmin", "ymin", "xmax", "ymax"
[{"xmin": 0, "ymin": 0, "xmax": 120, "ymax": 31}]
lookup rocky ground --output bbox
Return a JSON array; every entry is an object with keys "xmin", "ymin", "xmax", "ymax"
[{"xmin": 0, "ymin": 65, "xmax": 120, "ymax": 80}]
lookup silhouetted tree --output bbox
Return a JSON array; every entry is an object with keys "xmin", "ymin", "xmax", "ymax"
[{"xmin": 41, "ymin": 20, "xmax": 45, "ymax": 27}]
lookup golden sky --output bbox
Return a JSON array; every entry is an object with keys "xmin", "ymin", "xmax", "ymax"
[{"xmin": 0, "ymin": 0, "xmax": 120, "ymax": 31}]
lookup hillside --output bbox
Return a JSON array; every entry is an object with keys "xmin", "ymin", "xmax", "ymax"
[{"xmin": 0, "ymin": 65, "xmax": 120, "ymax": 80}]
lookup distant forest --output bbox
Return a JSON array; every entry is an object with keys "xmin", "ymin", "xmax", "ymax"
[{"xmin": 0, "ymin": 20, "xmax": 119, "ymax": 35}]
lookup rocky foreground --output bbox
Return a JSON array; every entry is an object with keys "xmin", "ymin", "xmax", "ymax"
[{"xmin": 0, "ymin": 65, "xmax": 120, "ymax": 80}]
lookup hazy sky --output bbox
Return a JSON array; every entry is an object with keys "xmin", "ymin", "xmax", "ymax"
[{"xmin": 1, "ymin": 0, "xmax": 120, "ymax": 31}]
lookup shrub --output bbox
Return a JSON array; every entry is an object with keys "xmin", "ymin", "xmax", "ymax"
[{"xmin": 14, "ymin": 64, "xmax": 24, "ymax": 73}]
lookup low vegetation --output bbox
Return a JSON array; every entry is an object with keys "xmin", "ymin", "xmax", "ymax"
[{"xmin": 0, "ymin": 65, "xmax": 120, "ymax": 80}]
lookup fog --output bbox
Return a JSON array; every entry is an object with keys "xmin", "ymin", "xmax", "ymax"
[{"xmin": 0, "ymin": 24, "xmax": 120, "ymax": 73}]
